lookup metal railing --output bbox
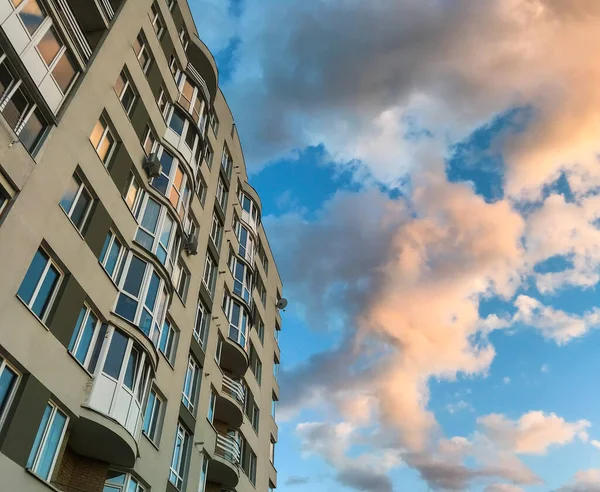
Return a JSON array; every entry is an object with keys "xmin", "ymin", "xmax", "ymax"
[
  {"xmin": 53, "ymin": 0, "xmax": 93, "ymax": 61},
  {"xmin": 222, "ymin": 373, "xmax": 245, "ymax": 406},
  {"xmin": 215, "ymin": 433, "xmax": 241, "ymax": 466}
]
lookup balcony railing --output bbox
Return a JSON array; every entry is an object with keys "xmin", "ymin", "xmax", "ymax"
[
  {"xmin": 215, "ymin": 433, "xmax": 241, "ymax": 466},
  {"xmin": 222, "ymin": 374, "xmax": 245, "ymax": 406}
]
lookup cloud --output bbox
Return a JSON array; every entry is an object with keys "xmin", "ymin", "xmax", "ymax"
[
  {"xmin": 513, "ymin": 295, "xmax": 600, "ymax": 344},
  {"xmin": 557, "ymin": 469, "xmax": 600, "ymax": 492},
  {"xmin": 591, "ymin": 440, "xmax": 600, "ymax": 450},
  {"xmin": 446, "ymin": 401, "xmax": 473, "ymax": 415},
  {"xmin": 503, "ymin": 377, "xmax": 511, "ymax": 385},
  {"xmin": 485, "ymin": 485, "xmax": 525, "ymax": 492},
  {"xmin": 541, "ymin": 364, "xmax": 550, "ymax": 373},
  {"xmin": 285, "ymin": 476, "xmax": 311, "ymax": 486},
  {"xmin": 477, "ymin": 411, "xmax": 590, "ymax": 455}
]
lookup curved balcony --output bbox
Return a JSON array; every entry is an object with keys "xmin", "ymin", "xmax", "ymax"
[
  {"xmin": 70, "ymin": 406, "xmax": 137, "ymax": 468},
  {"xmin": 216, "ymin": 373, "xmax": 245, "ymax": 428},
  {"xmin": 220, "ymin": 335, "xmax": 249, "ymax": 377},
  {"xmin": 187, "ymin": 36, "xmax": 218, "ymax": 103},
  {"xmin": 208, "ymin": 433, "xmax": 240, "ymax": 488}
]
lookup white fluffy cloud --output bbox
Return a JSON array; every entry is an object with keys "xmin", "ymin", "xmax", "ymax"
[{"xmin": 557, "ymin": 469, "xmax": 600, "ymax": 492}]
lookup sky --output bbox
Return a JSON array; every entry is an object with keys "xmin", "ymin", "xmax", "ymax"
[{"xmin": 189, "ymin": 1, "xmax": 600, "ymax": 491}]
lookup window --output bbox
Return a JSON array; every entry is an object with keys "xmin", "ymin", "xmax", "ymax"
[
  {"xmin": 249, "ymin": 344, "xmax": 262, "ymax": 385},
  {"xmin": 114, "ymin": 254, "xmax": 168, "ymax": 342},
  {"xmin": 248, "ymin": 448, "xmax": 257, "ymax": 485},
  {"xmin": 178, "ymin": 28, "xmax": 189, "ymax": 50},
  {"xmin": 114, "ymin": 70, "xmax": 136, "ymax": 116},
  {"xmin": 235, "ymin": 217, "xmax": 255, "ymax": 265},
  {"xmin": 270, "ymin": 437, "xmax": 276, "ymax": 464},
  {"xmin": 17, "ymin": 247, "xmax": 62, "ymax": 323},
  {"xmin": 27, "ymin": 401, "xmax": 68, "ymax": 482},
  {"xmin": 199, "ymin": 454, "xmax": 209, "ymax": 492},
  {"xmin": 104, "ymin": 471, "xmax": 145, "ymax": 492},
  {"xmin": 34, "ymin": 25, "xmax": 78, "ymax": 94},
  {"xmin": 152, "ymin": 147, "xmax": 190, "ymax": 217},
  {"xmin": 142, "ymin": 387, "xmax": 164, "ymax": 444},
  {"xmin": 221, "ymin": 145, "xmax": 232, "ymax": 178},
  {"xmin": 209, "ymin": 110, "xmax": 219, "ymax": 135},
  {"xmin": 205, "ymin": 141, "xmax": 213, "ymax": 168},
  {"xmin": 197, "ymin": 173, "xmax": 207, "ymax": 206},
  {"xmin": 194, "ymin": 299, "xmax": 210, "ymax": 349},
  {"xmin": 0, "ymin": 53, "xmax": 48, "ymax": 152},
  {"xmin": 142, "ymin": 125, "xmax": 157, "ymax": 156},
  {"xmin": 256, "ymin": 317, "xmax": 264, "ymax": 345},
  {"xmin": 202, "ymin": 253, "xmax": 216, "ymax": 295},
  {"xmin": 272, "ymin": 392, "xmax": 277, "ymax": 419},
  {"xmin": 239, "ymin": 191, "xmax": 260, "ymax": 230},
  {"xmin": 0, "ymin": 357, "xmax": 19, "ymax": 429},
  {"xmin": 169, "ymin": 55, "xmax": 180, "ymax": 80},
  {"xmin": 89, "ymin": 116, "xmax": 116, "ymax": 165},
  {"xmin": 173, "ymin": 258, "xmax": 190, "ymax": 301},
  {"xmin": 275, "ymin": 321, "xmax": 281, "ymax": 344},
  {"xmin": 256, "ymin": 274, "xmax": 266, "ymax": 307},
  {"xmin": 59, "ymin": 173, "xmax": 93, "ymax": 233},
  {"xmin": 247, "ymin": 400, "xmax": 259, "ymax": 433},
  {"xmin": 209, "ymin": 212, "xmax": 222, "ymax": 249},
  {"xmin": 182, "ymin": 356, "xmax": 201, "ymax": 413},
  {"xmin": 149, "ymin": 2, "xmax": 164, "ymax": 38},
  {"xmin": 123, "ymin": 172, "xmax": 143, "ymax": 214},
  {"xmin": 17, "ymin": 0, "xmax": 46, "ymax": 36},
  {"xmin": 157, "ymin": 85, "xmax": 169, "ymax": 118},
  {"xmin": 273, "ymin": 354, "xmax": 279, "ymax": 380},
  {"xmin": 207, "ymin": 387, "xmax": 216, "ymax": 424},
  {"xmin": 168, "ymin": 106, "xmax": 186, "ymax": 136},
  {"xmin": 215, "ymin": 336, "xmax": 223, "ymax": 364},
  {"xmin": 269, "ymin": 482, "xmax": 276, "ymax": 492},
  {"xmin": 0, "ymin": 184, "xmax": 10, "ymax": 216},
  {"xmin": 215, "ymin": 177, "xmax": 227, "ymax": 211},
  {"xmin": 229, "ymin": 254, "xmax": 252, "ymax": 304},
  {"xmin": 169, "ymin": 423, "xmax": 191, "ymax": 490},
  {"xmin": 68, "ymin": 305, "xmax": 106, "ymax": 373},
  {"xmin": 258, "ymin": 241, "xmax": 269, "ymax": 274},
  {"xmin": 166, "ymin": 0, "xmax": 175, "ymax": 10},
  {"xmin": 158, "ymin": 318, "xmax": 177, "ymax": 364},
  {"xmin": 133, "ymin": 32, "xmax": 152, "ymax": 74},
  {"xmin": 223, "ymin": 294, "xmax": 249, "ymax": 350}
]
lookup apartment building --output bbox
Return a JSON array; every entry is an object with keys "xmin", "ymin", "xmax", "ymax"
[{"xmin": 0, "ymin": 1, "xmax": 283, "ymax": 492}]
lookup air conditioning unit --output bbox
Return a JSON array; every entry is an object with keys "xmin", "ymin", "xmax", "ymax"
[
  {"xmin": 184, "ymin": 233, "xmax": 198, "ymax": 256},
  {"xmin": 143, "ymin": 153, "xmax": 162, "ymax": 179}
]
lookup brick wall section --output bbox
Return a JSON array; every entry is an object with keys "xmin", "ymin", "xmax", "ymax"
[{"xmin": 52, "ymin": 446, "xmax": 109, "ymax": 492}]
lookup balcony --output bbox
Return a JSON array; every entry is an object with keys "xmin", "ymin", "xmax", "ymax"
[
  {"xmin": 220, "ymin": 335, "xmax": 249, "ymax": 377},
  {"xmin": 56, "ymin": 0, "xmax": 118, "ymax": 53},
  {"xmin": 216, "ymin": 373, "xmax": 245, "ymax": 428},
  {"xmin": 208, "ymin": 432, "xmax": 240, "ymax": 488}
]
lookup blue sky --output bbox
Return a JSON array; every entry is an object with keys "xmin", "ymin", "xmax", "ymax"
[{"xmin": 190, "ymin": 1, "xmax": 600, "ymax": 491}]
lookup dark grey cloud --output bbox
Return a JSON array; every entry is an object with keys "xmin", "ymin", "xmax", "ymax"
[
  {"xmin": 336, "ymin": 468, "xmax": 394, "ymax": 492},
  {"xmin": 285, "ymin": 476, "xmax": 311, "ymax": 486}
]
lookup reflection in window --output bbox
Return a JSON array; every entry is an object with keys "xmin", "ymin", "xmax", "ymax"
[
  {"xmin": 100, "ymin": 230, "xmax": 125, "ymax": 281},
  {"xmin": 68, "ymin": 305, "xmax": 106, "ymax": 374},
  {"xmin": 0, "ymin": 358, "xmax": 19, "ymax": 429},
  {"xmin": 59, "ymin": 173, "xmax": 93, "ymax": 232},
  {"xmin": 18, "ymin": 0, "xmax": 46, "ymax": 36},
  {"xmin": 169, "ymin": 423, "xmax": 191, "ymax": 490},
  {"xmin": 104, "ymin": 470, "xmax": 145, "ymax": 492},
  {"xmin": 89, "ymin": 116, "xmax": 116, "ymax": 165}
]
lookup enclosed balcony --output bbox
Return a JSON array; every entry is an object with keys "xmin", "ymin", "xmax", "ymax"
[
  {"xmin": 60, "ymin": 0, "xmax": 120, "ymax": 50},
  {"xmin": 208, "ymin": 432, "xmax": 240, "ymax": 488},
  {"xmin": 215, "ymin": 373, "xmax": 245, "ymax": 428}
]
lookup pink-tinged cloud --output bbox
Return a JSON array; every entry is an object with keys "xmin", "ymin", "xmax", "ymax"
[
  {"xmin": 557, "ymin": 469, "xmax": 600, "ymax": 492},
  {"xmin": 477, "ymin": 411, "xmax": 590, "ymax": 455}
]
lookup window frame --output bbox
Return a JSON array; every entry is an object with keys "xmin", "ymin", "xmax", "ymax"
[
  {"xmin": 202, "ymin": 252, "xmax": 217, "ymax": 296},
  {"xmin": 209, "ymin": 212, "xmax": 223, "ymax": 249},
  {"xmin": 149, "ymin": 2, "xmax": 164, "ymax": 39},
  {"xmin": 169, "ymin": 422, "xmax": 191, "ymax": 490},
  {"xmin": 17, "ymin": 247, "xmax": 63, "ymax": 324},
  {"xmin": 193, "ymin": 298, "xmax": 210, "ymax": 349},
  {"xmin": 207, "ymin": 386, "xmax": 217, "ymax": 424},
  {"xmin": 99, "ymin": 229, "xmax": 126, "ymax": 283},
  {"xmin": 67, "ymin": 304, "xmax": 106, "ymax": 374},
  {"xmin": 142, "ymin": 386, "xmax": 164, "ymax": 445},
  {"xmin": 181, "ymin": 355, "xmax": 201, "ymax": 414},
  {"xmin": 223, "ymin": 294, "xmax": 249, "ymax": 350},
  {"xmin": 114, "ymin": 69, "xmax": 137, "ymax": 117},
  {"xmin": 104, "ymin": 470, "xmax": 146, "ymax": 492},
  {"xmin": 0, "ymin": 357, "xmax": 20, "ymax": 430},
  {"xmin": 26, "ymin": 401, "xmax": 69, "ymax": 482},
  {"xmin": 215, "ymin": 176, "xmax": 227, "ymax": 212},
  {"xmin": 133, "ymin": 32, "xmax": 153, "ymax": 74},
  {"xmin": 158, "ymin": 317, "xmax": 178, "ymax": 365},
  {"xmin": 89, "ymin": 116, "xmax": 116, "ymax": 165},
  {"xmin": 59, "ymin": 173, "xmax": 94, "ymax": 233}
]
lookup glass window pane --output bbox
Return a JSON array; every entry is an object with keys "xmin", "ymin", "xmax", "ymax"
[
  {"xmin": 115, "ymin": 73, "xmax": 125, "ymax": 97},
  {"xmin": 106, "ymin": 470, "xmax": 126, "ymax": 484},
  {"xmin": 0, "ymin": 365, "xmax": 18, "ymax": 416},
  {"xmin": 70, "ymin": 187, "xmax": 92, "ymax": 229},
  {"xmin": 74, "ymin": 311, "xmax": 97, "ymax": 364},
  {"xmin": 123, "ymin": 348, "xmax": 139, "ymax": 390},
  {"xmin": 27, "ymin": 404, "xmax": 52, "ymax": 469},
  {"xmin": 52, "ymin": 53, "xmax": 77, "ymax": 93},
  {"xmin": 105, "ymin": 239, "xmax": 122, "ymax": 277},
  {"xmin": 142, "ymin": 391, "xmax": 155, "ymax": 433},
  {"xmin": 97, "ymin": 132, "xmax": 114, "ymax": 162},
  {"xmin": 140, "ymin": 199, "xmax": 161, "ymax": 234},
  {"xmin": 19, "ymin": 108, "xmax": 46, "ymax": 152},
  {"xmin": 31, "ymin": 264, "xmax": 59, "ymax": 319},
  {"xmin": 36, "ymin": 409, "xmax": 66, "ymax": 479},
  {"xmin": 87, "ymin": 324, "xmax": 106, "ymax": 374},
  {"xmin": 37, "ymin": 27, "xmax": 62, "ymax": 66},
  {"xmin": 103, "ymin": 330, "xmax": 128, "ymax": 379},
  {"xmin": 60, "ymin": 176, "xmax": 80, "ymax": 214},
  {"xmin": 19, "ymin": 0, "xmax": 46, "ymax": 36},
  {"xmin": 144, "ymin": 273, "xmax": 160, "ymax": 311},
  {"xmin": 168, "ymin": 108, "xmax": 185, "ymax": 135},
  {"xmin": 121, "ymin": 86, "xmax": 135, "ymax": 113},
  {"xmin": 116, "ymin": 294, "xmax": 138, "ymax": 322},
  {"xmin": 89, "ymin": 120, "xmax": 104, "ymax": 148},
  {"xmin": 68, "ymin": 307, "xmax": 86, "ymax": 351},
  {"xmin": 2, "ymin": 87, "xmax": 29, "ymax": 129},
  {"xmin": 0, "ymin": 62, "xmax": 15, "ymax": 98},
  {"xmin": 125, "ymin": 179, "xmax": 139, "ymax": 210},
  {"xmin": 123, "ymin": 256, "xmax": 146, "ymax": 297}
]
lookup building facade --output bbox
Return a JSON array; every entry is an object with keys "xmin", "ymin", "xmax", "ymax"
[{"xmin": 0, "ymin": 1, "xmax": 282, "ymax": 492}]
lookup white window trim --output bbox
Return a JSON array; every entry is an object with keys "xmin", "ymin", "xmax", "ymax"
[
  {"xmin": 142, "ymin": 386, "xmax": 164, "ymax": 445},
  {"xmin": 27, "ymin": 401, "xmax": 69, "ymax": 482},
  {"xmin": 100, "ymin": 230, "xmax": 126, "ymax": 282},
  {"xmin": 115, "ymin": 70, "xmax": 137, "ymax": 116},
  {"xmin": 90, "ymin": 117, "xmax": 116, "ymax": 165},
  {"xmin": 193, "ymin": 300, "xmax": 209, "ymax": 349},
  {"xmin": 104, "ymin": 471, "xmax": 146, "ymax": 492},
  {"xmin": 223, "ymin": 295, "xmax": 249, "ymax": 350},
  {"xmin": 158, "ymin": 318, "xmax": 177, "ymax": 364},
  {"xmin": 207, "ymin": 387, "xmax": 216, "ymax": 424},
  {"xmin": 60, "ymin": 174, "xmax": 93, "ymax": 233},
  {"xmin": 19, "ymin": 249, "xmax": 63, "ymax": 324},
  {"xmin": 215, "ymin": 177, "xmax": 227, "ymax": 212},
  {"xmin": 153, "ymin": 146, "xmax": 190, "ymax": 218},
  {"xmin": 198, "ymin": 453, "xmax": 209, "ymax": 492},
  {"xmin": 202, "ymin": 253, "xmax": 216, "ymax": 295},
  {"xmin": 68, "ymin": 305, "xmax": 105, "ymax": 374},
  {"xmin": 181, "ymin": 356, "xmax": 199, "ymax": 413},
  {"xmin": 0, "ymin": 358, "xmax": 20, "ymax": 430},
  {"xmin": 229, "ymin": 255, "xmax": 252, "ymax": 304},
  {"xmin": 149, "ymin": 3, "xmax": 164, "ymax": 39},
  {"xmin": 134, "ymin": 33, "xmax": 152, "ymax": 74},
  {"xmin": 169, "ymin": 423, "xmax": 190, "ymax": 489},
  {"xmin": 209, "ymin": 212, "xmax": 222, "ymax": 249}
]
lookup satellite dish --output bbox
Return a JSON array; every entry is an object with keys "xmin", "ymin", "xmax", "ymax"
[{"xmin": 276, "ymin": 298, "xmax": 288, "ymax": 310}]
